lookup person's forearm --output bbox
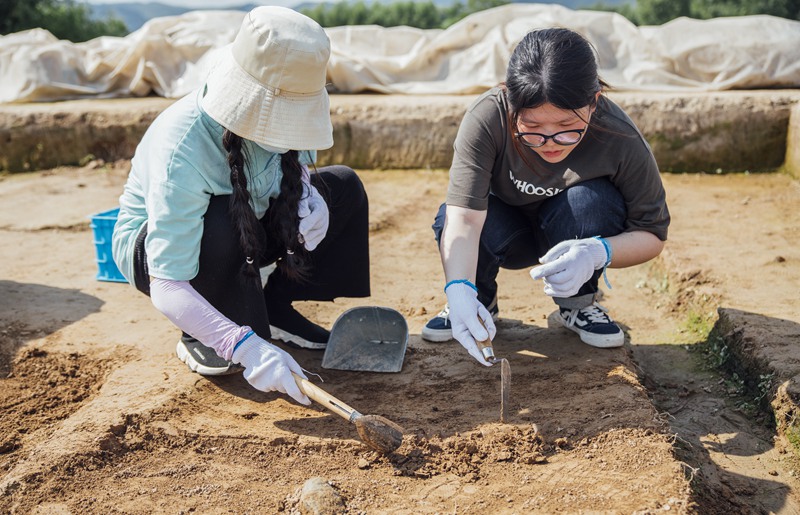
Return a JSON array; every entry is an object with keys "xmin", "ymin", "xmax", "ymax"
[
  {"xmin": 149, "ymin": 278, "xmax": 251, "ymax": 361},
  {"xmin": 440, "ymin": 205, "xmax": 487, "ymax": 283},
  {"xmin": 605, "ymin": 231, "xmax": 665, "ymax": 268}
]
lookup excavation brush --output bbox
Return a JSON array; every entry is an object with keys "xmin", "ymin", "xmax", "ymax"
[{"xmin": 294, "ymin": 373, "xmax": 405, "ymax": 453}]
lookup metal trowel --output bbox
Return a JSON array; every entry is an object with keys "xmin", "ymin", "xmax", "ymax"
[
  {"xmin": 321, "ymin": 306, "xmax": 409, "ymax": 373},
  {"xmin": 476, "ymin": 320, "xmax": 511, "ymax": 423}
]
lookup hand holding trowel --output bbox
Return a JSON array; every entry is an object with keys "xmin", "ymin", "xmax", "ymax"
[{"xmin": 443, "ymin": 282, "xmax": 511, "ymax": 421}]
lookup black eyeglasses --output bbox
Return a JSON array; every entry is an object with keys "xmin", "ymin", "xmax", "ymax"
[{"xmin": 514, "ymin": 128, "xmax": 586, "ymax": 148}]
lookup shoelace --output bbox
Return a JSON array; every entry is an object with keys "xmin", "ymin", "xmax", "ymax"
[
  {"xmin": 565, "ymin": 302, "xmax": 611, "ymax": 327},
  {"xmin": 437, "ymin": 304, "xmax": 450, "ymax": 323}
]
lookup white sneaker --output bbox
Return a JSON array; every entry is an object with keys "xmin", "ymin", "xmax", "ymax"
[
  {"xmin": 176, "ymin": 338, "xmax": 243, "ymax": 376},
  {"xmin": 549, "ymin": 302, "xmax": 624, "ymax": 348}
]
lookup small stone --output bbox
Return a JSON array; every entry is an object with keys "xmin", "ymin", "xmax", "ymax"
[
  {"xmin": 299, "ymin": 477, "xmax": 345, "ymax": 514},
  {"xmin": 357, "ymin": 458, "xmax": 370, "ymax": 469},
  {"xmin": 495, "ymin": 451, "xmax": 512, "ymax": 461}
]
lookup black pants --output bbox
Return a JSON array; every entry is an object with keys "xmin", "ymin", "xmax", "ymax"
[{"xmin": 134, "ymin": 165, "xmax": 370, "ymax": 338}]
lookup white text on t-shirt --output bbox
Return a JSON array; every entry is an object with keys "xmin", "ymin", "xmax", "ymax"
[{"xmin": 509, "ymin": 169, "xmax": 563, "ymax": 197}]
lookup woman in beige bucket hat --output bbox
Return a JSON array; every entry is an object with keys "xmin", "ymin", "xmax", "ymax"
[{"xmin": 112, "ymin": 7, "xmax": 369, "ymax": 405}]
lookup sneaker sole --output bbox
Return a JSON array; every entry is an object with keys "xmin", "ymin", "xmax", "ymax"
[
  {"xmin": 269, "ymin": 325, "xmax": 327, "ymax": 350},
  {"xmin": 420, "ymin": 326, "xmax": 454, "ymax": 343},
  {"xmin": 548, "ymin": 311, "xmax": 625, "ymax": 349},
  {"xmin": 175, "ymin": 340, "xmax": 243, "ymax": 376}
]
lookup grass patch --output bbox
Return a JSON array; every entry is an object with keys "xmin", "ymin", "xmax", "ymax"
[
  {"xmin": 637, "ymin": 260, "xmax": 670, "ymax": 293},
  {"xmin": 679, "ymin": 309, "xmax": 716, "ymax": 344},
  {"xmin": 693, "ymin": 324, "xmax": 776, "ymax": 427}
]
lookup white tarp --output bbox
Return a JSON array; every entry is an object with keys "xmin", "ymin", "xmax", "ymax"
[{"xmin": 1, "ymin": 4, "xmax": 799, "ymax": 103}]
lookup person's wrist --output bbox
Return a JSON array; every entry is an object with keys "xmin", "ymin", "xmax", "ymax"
[
  {"xmin": 232, "ymin": 334, "xmax": 273, "ymax": 365},
  {"xmin": 231, "ymin": 330, "xmax": 255, "ymax": 357},
  {"xmin": 444, "ymin": 279, "xmax": 477, "ymax": 293},
  {"xmin": 590, "ymin": 236, "xmax": 611, "ymax": 269},
  {"xmin": 590, "ymin": 236, "xmax": 614, "ymax": 290}
]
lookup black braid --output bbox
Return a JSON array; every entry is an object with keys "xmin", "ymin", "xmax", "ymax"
[
  {"xmin": 271, "ymin": 150, "xmax": 310, "ymax": 281},
  {"xmin": 222, "ymin": 130, "xmax": 261, "ymax": 277}
]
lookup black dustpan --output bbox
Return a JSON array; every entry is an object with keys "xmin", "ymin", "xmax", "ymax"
[{"xmin": 322, "ymin": 306, "xmax": 409, "ymax": 373}]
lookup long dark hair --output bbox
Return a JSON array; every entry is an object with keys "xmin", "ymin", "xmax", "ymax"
[
  {"xmin": 222, "ymin": 130, "xmax": 308, "ymax": 281},
  {"xmin": 504, "ymin": 28, "xmax": 609, "ymax": 170}
]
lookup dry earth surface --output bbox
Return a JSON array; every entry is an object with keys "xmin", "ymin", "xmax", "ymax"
[{"xmin": 1, "ymin": 160, "xmax": 799, "ymax": 514}]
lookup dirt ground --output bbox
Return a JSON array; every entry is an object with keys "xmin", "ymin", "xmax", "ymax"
[{"xmin": 1, "ymin": 160, "xmax": 799, "ymax": 514}]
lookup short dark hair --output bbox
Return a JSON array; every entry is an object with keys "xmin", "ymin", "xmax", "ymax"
[{"xmin": 505, "ymin": 28, "xmax": 606, "ymax": 115}]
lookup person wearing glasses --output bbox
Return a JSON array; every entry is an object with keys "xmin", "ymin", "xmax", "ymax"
[{"xmin": 421, "ymin": 27, "xmax": 670, "ymax": 365}]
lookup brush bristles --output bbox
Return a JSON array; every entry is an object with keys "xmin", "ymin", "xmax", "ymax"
[{"xmin": 355, "ymin": 415, "xmax": 405, "ymax": 453}]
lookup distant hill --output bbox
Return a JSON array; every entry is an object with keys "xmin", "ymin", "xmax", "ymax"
[
  {"xmin": 89, "ymin": 1, "xmax": 632, "ymax": 32},
  {"xmin": 89, "ymin": 3, "xmax": 263, "ymax": 31}
]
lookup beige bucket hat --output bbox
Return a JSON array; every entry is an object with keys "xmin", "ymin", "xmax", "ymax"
[{"xmin": 201, "ymin": 6, "xmax": 333, "ymax": 151}]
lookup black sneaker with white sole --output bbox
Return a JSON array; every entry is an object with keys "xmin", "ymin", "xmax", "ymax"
[
  {"xmin": 421, "ymin": 296, "xmax": 499, "ymax": 343},
  {"xmin": 267, "ymin": 303, "xmax": 330, "ymax": 350},
  {"xmin": 176, "ymin": 336, "xmax": 244, "ymax": 376},
  {"xmin": 549, "ymin": 302, "xmax": 624, "ymax": 348}
]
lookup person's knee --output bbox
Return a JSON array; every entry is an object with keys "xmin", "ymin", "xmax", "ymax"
[
  {"xmin": 318, "ymin": 165, "xmax": 367, "ymax": 207},
  {"xmin": 568, "ymin": 179, "xmax": 622, "ymax": 210},
  {"xmin": 431, "ymin": 203, "xmax": 447, "ymax": 243},
  {"xmin": 541, "ymin": 179, "xmax": 626, "ymax": 238},
  {"xmin": 340, "ymin": 167, "xmax": 367, "ymax": 204}
]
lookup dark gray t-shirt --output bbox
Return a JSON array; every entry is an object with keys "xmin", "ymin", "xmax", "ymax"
[{"xmin": 446, "ymin": 87, "xmax": 670, "ymax": 241}]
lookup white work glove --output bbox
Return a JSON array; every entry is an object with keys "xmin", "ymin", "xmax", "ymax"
[
  {"xmin": 232, "ymin": 334, "xmax": 311, "ymax": 405},
  {"xmin": 445, "ymin": 282, "xmax": 497, "ymax": 367},
  {"xmin": 529, "ymin": 237, "xmax": 610, "ymax": 298},
  {"xmin": 297, "ymin": 182, "xmax": 329, "ymax": 251}
]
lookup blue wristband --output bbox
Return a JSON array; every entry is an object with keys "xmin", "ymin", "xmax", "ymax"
[
  {"xmin": 232, "ymin": 330, "xmax": 255, "ymax": 355},
  {"xmin": 593, "ymin": 236, "xmax": 613, "ymax": 290},
  {"xmin": 444, "ymin": 279, "xmax": 478, "ymax": 293},
  {"xmin": 593, "ymin": 236, "xmax": 613, "ymax": 267}
]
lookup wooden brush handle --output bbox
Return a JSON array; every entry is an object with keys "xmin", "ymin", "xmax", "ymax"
[{"xmin": 293, "ymin": 373, "xmax": 360, "ymax": 423}]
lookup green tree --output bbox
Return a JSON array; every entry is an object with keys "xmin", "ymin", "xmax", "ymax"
[
  {"xmin": 594, "ymin": 0, "xmax": 799, "ymax": 23},
  {"xmin": 441, "ymin": 0, "xmax": 510, "ymax": 27},
  {"xmin": 635, "ymin": 0, "xmax": 691, "ymax": 25},
  {"xmin": 0, "ymin": 0, "xmax": 45, "ymax": 34},
  {"xmin": 349, "ymin": 1, "xmax": 370, "ymax": 25},
  {"xmin": 466, "ymin": 0, "xmax": 509, "ymax": 13},
  {"xmin": 440, "ymin": 2, "xmax": 467, "ymax": 27},
  {"xmin": 302, "ymin": 0, "xmax": 509, "ymax": 29},
  {"xmin": 692, "ymin": 0, "xmax": 799, "ymax": 19},
  {"xmin": 586, "ymin": 2, "xmax": 639, "ymax": 23},
  {"xmin": 1, "ymin": 0, "xmax": 128, "ymax": 42}
]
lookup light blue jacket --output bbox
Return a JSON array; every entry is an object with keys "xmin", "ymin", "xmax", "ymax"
[{"xmin": 112, "ymin": 88, "xmax": 314, "ymax": 283}]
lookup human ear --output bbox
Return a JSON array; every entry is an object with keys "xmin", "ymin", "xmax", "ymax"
[{"xmin": 592, "ymin": 91, "xmax": 602, "ymax": 111}]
